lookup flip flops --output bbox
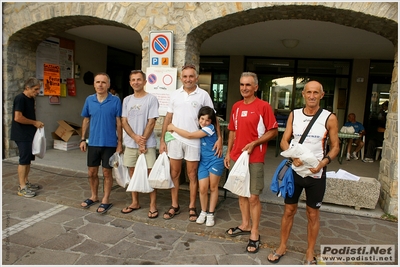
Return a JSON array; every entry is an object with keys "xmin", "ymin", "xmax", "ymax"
[
  {"xmin": 81, "ymin": 199, "xmax": 99, "ymax": 209},
  {"xmin": 96, "ymin": 203, "xmax": 113, "ymax": 214},
  {"xmin": 148, "ymin": 210, "xmax": 159, "ymax": 219},
  {"xmin": 121, "ymin": 206, "xmax": 141, "ymax": 214},
  {"xmin": 246, "ymin": 235, "xmax": 260, "ymax": 254},
  {"xmin": 268, "ymin": 249, "xmax": 286, "ymax": 263},
  {"xmin": 225, "ymin": 226, "xmax": 251, "ymax": 237}
]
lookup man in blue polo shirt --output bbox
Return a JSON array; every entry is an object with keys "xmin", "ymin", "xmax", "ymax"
[
  {"xmin": 344, "ymin": 113, "xmax": 365, "ymax": 161},
  {"xmin": 79, "ymin": 72, "xmax": 123, "ymax": 214}
]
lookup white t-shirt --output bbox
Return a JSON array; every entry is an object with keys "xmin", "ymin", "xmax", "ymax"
[
  {"xmin": 122, "ymin": 93, "xmax": 159, "ymax": 148},
  {"xmin": 167, "ymin": 86, "xmax": 214, "ymax": 148}
]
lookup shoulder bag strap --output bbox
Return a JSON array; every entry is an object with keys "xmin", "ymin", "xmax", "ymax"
[{"xmin": 298, "ymin": 107, "xmax": 323, "ymax": 144}]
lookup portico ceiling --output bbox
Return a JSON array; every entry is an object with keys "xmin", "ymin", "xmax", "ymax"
[{"xmin": 66, "ymin": 19, "xmax": 395, "ymax": 60}]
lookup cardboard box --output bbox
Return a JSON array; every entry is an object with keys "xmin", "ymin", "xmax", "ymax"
[
  {"xmin": 54, "ymin": 120, "xmax": 82, "ymax": 142},
  {"xmin": 52, "ymin": 132, "xmax": 81, "ymax": 151}
]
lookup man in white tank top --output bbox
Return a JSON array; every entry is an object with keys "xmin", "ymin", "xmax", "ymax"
[{"xmin": 268, "ymin": 81, "xmax": 340, "ymax": 264}]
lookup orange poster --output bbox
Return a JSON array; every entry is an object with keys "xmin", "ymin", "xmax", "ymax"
[{"xmin": 43, "ymin": 63, "xmax": 61, "ymax": 96}]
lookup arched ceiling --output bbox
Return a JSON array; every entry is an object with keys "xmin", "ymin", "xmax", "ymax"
[{"xmin": 66, "ymin": 19, "xmax": 394, "ymax": 60}]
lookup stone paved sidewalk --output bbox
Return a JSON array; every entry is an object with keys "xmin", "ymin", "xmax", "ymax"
[{"xmin": 2, "ymin": 161, "xmax": 398, "ymax": 265}]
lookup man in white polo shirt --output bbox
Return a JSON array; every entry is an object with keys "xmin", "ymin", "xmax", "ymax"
[{"xmin": 159, "ymin": 64, "xmax": 222, "ymax": 222}]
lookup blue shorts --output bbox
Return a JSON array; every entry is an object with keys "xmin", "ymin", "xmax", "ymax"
[
  {"xmin": 15, "ymin": 141, "xmax": 35, "ymax": 165},
  {"xmin": 87, "ymin": 146, "xmax": 116, "ymax": 169},
  {"xmin": 198, "ymin": 157, "xmax": 224, "ymax": 180}
]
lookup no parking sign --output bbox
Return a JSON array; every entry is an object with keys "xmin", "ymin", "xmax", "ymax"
[
  {"xmin": 145, "ymin": 67, "xmax": 177, "ymax": 115},
  {"xmin": 149, "ymin": 31, "xmax": 173, "ymax": 67}
]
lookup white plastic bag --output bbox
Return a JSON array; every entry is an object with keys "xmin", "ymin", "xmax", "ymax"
[
  {"xmin": 340, "ymin": 126, "xmax": 355, "ymax": 134},
  {"xmin": 32, "ymin": 128, "xmax": 46, "ymax": 159},
  {"xmin": 110, "ymin": 152, "xmax": 130, "ymax": 188},
  {"xmin": 126, "ymin": 153, "xmax": 154, "ymax": 193},
  {"xmin": 223, "ymin": 151, "xmax": 251, "ymax": 197},
  {"xmin": 148, "ymin": 152, "xmax": 174, "ymax": 189}
]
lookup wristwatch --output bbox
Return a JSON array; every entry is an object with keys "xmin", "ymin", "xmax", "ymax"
[{"xmin": 80, "ymin": 139, "xmax": 86, "ymax": 144}]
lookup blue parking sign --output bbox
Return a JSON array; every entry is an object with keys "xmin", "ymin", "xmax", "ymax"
[{"xmin": 152, "ymin": 57, "xmax": 159, "ymax": 65}]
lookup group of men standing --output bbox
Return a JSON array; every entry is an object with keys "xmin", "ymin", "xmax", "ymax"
[{"xmin": 12, "ymin": 65, "xmax": 340, "ymax": 261}]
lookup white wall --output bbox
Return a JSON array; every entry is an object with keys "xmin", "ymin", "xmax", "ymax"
[{"xmin": 35, "ymin": 33, "xmax": 108, "ymax": 147}]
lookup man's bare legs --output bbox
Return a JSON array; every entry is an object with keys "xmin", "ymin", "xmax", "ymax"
[
  {"xmin": 163, "ymin": 158, "xmax": 182, "ymax": 219},
  {"xmin": 97, "ymin": 167, "xmax": 113, "ymax": 212},
  {"xmin": 18, "ymin": 164, "xmax": 30, "ymax": 188},
  {"xmin": 267, "ymin": 203, "xmax": 298, "ymax": 261},
  {"xmin": 121, "ymin": 167, "xmax": 140, "ymax": 212},
  {"xmin": 226, "ymin": 196, "xmax": 252, "ymax": 235},
  {"xmin": 247, "ymin": 194, "xmax": 261, "ymax": 252},
  {"xmin": 81, "ymin": 166, "xmax": 99, "ymax": 207},
  {"xmin": 186, "ymin": 160, "xmax": 199, "ymax": 220},
  {"xmin": 305, "ymin": 205, "xmax": 320, "ymax": 262}
]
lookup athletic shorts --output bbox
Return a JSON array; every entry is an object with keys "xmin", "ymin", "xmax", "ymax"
[
  {"xmin": 284, "ymin": 169, "xmax": 327, "ymax": 209},
  {"xmin": 229, "ymin": 159, "xmax": 264, "ymax": 196},
  {"xmin": 198, "ymin": 157, "xmax": 224, "ymax": 180},
  {"xmin": 123, "ymin": 147, "xmax": 156, "ymax": 168},
  {"xmin": 167, "ymin": 139, "xmax": 200, "ymax": 161},
  {"xmin": 15, "ymin": 141, "xmax": 35, "ymax": 165},
  {"xmin": 87, "ymin": 146, "xmax": 116, "ymax": 169}
]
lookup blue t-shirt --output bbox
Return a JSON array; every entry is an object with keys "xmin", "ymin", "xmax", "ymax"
[
  {"xmin": 200, "ymin": 124, "xmax": 224, "ymax": 164},
  {"xmin": 81, "ymin": 92, "xmax": 122, "ymax": 147},
  {"xmin": 344, "ymin": 121, "xmax": 364, "ymax": 133}
]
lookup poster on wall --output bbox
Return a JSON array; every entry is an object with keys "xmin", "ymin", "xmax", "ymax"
[
  {"xmin": 67, "ymin": 78, "xmax": 76, "ymax": 96},
  {"xmin": 36, "ymin": 37, "xmax": 60, "ymax": 80},
  {"xmin": 145, "ymin": 67, "xmax": 177, "ymax": 116},
  {"xmin": 59, "ymin": 47, "xmax": 73, "ymax": 83},
  {"xmin": 43, "ymin": 63, "xmax": 61, "ymax": 96}
]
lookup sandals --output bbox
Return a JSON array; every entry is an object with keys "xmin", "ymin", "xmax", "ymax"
[
  {"xmin": 81, "ymin": 199, "xmax": 99, "ymax": 209},
  {"xmin": 246, "ymin": 235, "xmax": 261, "ymax": 253},
  {"xmin": 268, "ymin": 249, "xmax": 286, "ymax": 264},
  {"xmin": 188, "ymin": 207, "xmax": 198, "ymax": 222},
  {"xmin": 225, "ymin": 226, "xmax": 251, "ymax": 237},
  {"xmin": 96, "ymin": 203, "xmax": 113, "ymax": 214},
  {"xmin": 163, "ymin": 205, "xmax": 180, "ymax": 220}
]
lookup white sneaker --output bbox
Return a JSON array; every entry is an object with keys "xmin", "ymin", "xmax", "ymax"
[
  {"xmin": 196, "ymin": 211, "xmax": 207, "ymax": 224},
  {"xmin": 362, "ymin": 158, "xmax": 374, "ymax": 163},
  {"xmin": 206, "ymin": 213, "xmax": 215, "ymax": 227},
  {"xmin": 346, "ymin": 154, "xmax": 351, "ymax": 161},
  {"xmin": 351, "ymin": 152, "xmax": 359, "ymax": 160}
]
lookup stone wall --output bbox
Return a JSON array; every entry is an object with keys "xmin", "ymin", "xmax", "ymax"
[{"xmin": 2, "ymin": 2, "xmax": 398, "ymax": 215}]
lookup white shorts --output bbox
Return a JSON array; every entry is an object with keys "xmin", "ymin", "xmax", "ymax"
[
  {"xmin": 123, "ymin": 147, "xmax": 156, "ymax": 168},
  {"xmin": 167, "ymin": 139, "xmax": 200, "ymax": 161}
]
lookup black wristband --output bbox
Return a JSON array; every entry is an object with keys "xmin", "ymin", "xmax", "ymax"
[
  {"xmin": 323, "ymin": 155, "xmax": 332, "ymax": 164},
  {"xmin": 80, "ymin": 139, "xmax": 86, "ymax": 144}
]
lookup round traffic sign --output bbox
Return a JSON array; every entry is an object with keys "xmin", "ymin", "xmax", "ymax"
[
  {"xmin": 152, "ymin": 34, "xmax": 170, "ymax": 55},
  {"xmin": 163, "ymin": 74, "xmax": 173, "ymax": 86},
  {"xmin": 148, "ymin": 74, "xmax": 157, "ymax": 84}
]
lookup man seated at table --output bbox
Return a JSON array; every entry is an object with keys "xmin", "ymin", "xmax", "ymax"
[{"xmin": 344, "ymin": 113, "xmax": 365, "ymax": 161}]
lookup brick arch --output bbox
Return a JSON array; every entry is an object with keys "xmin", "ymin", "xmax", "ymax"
[
  {"xmin": 2, "ymin": 16, "xmax": 141, "ymax": 158},
  {"xmin": 184, "ymin": 4, "xmax": 398, "ymax": 64}
]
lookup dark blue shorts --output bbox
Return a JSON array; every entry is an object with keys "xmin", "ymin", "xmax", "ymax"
[
  {"xmin": 284, "ymin": 169, "xmax": 326, "ymax": 209},
  {"xmin": 15, "ymin": 141, "xmax": 35, "ymax": 165},
  {"xmin": 87, "ymin": 146, "xmax": 116, "ymax": 169}
]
